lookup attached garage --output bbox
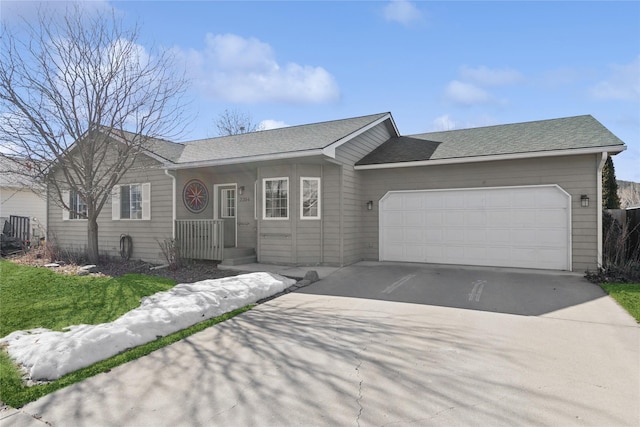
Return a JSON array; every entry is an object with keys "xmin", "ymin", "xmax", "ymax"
[{"xmin": 379, "ymin": 185, "xmax": 571, "ymax": 270}]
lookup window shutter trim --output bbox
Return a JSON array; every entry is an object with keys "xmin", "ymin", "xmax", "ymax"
[
  {"xmin": 62, "ymin": 190, "xmax": 70, "ymax": 221},
  {"xmin": 112, "ymin": 185, "xmax": 120, "ymax": 220},
  {"xmin": 142, "ymin": 183, "xmax": 151, "ymax": 220}
]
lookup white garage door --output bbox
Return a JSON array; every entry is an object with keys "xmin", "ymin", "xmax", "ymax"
[{"xmin": 379, "ymin": 185, "xmax": 571, "ymax": 270}]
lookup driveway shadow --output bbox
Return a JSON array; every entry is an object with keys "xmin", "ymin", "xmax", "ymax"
[{"xmin": 297, "ymin": 262, "xmax": 607, "ymax": 317}]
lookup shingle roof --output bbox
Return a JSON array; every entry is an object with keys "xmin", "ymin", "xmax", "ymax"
[
  {"xmin": 116, "ymin": 130, "xmax": 185, "ymax": 163},
  {"xmin": 176, "ymin": 113, "xmax": 389, "ymax": 164},
  {"xmin": 356, "ymin": 115, "xmax": 625, "ymax": 166}
]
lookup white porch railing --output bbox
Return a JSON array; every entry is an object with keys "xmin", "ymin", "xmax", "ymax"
[{"xmin": 175, "ymin": 219, "xmax": 224, "ymax": 261}]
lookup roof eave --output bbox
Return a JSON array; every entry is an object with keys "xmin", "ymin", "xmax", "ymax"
[
  {"xmin": 354, "ymin": 145, "xmax": 627, "ymax": 170},
  {"xmin": 166, "ymin": 149, "xmax": 326, "ymax": 170}
]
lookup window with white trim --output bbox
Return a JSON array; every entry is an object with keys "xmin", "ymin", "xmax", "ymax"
[
  {"xmin": 62, "ymin": 190, "xmax": 87, "ymax": 220},
  {"xmin": 112, "ymin": 183, "xmax": 151, "ymax": 220},
  {"xmin": 263, "ymin": 177, "xmax": 288, "ymax": 219},
  {"xmin": 221, "ymin": 188, "xmax": 236, "ymax": 218},
  {"xmin": 301, "ymin": 177, "xmax": 321, "ymax": 219}
]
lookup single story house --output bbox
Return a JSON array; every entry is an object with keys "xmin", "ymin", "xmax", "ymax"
[{"xmin": 48, "ymin": 112, "xmax": 626, "ymax": 272}]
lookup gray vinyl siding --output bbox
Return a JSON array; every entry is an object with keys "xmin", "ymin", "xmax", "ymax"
[
  {"xmin": 48, "ymin": 154, "xmax": 173, "ymax": 263},
  {"xmin": 257, "ymin": 165, "xmax": 294, "ymax": 264},
  {"xmin": 358, "ymin": 154, "xmax": 600, "ymax": 272},
  {"xmin": 256, "ymin": 163, "xmax": 333, "ymax": 265},
  {"xmin": 334, "ymin": 120, "xmax": 394, "ymax": 265}
]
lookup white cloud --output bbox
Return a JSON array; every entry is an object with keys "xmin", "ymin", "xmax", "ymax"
[
  {"xmin": 459, "ymin": 65, "xmax": 524, "ymax": 87},
  {"xmin": 444, "ymin": 80, "xmax": 493, "ymax": 106},
  {"xmin": 431, "ymin": 115, "xmax": 457, "ymax": 131},
  {"xmin": 383, "ymin": 0, "xmax": 423, "ymax": 26},
  {"xmin": 443, "ymin": 65, "xmax": 524, "ymax": 106},
  {"xmin": 590, "ymin": 56, "xmax": 640, "ymax": 102},
  {"xmin": 429, "ymin": 114, "xmax": 498, "ymax": 131},
  {"xmin": 259, "ymin": 119, "xmax": 288, "ymax": 130},
  {"xmin": 177, "ymin": 33, "xmax": 340, "ymax": 104}
]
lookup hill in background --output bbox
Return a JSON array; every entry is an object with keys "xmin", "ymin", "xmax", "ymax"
[{"xmin": 618, "ymin": 180, "xmax": 640, "ymax": 208}]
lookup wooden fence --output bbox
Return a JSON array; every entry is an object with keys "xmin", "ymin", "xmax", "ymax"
[
  {"xmin": 175, "ymin": 219, "xmax": 224, "ymax": 261},
  {"xmin": 9, "ymin": 215, "xmax": 30, "ymax": 243}
]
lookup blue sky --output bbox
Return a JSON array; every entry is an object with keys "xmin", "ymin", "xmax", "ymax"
[{"xmin": 3, "ymin": 1, "xmax": 639, "ymax": 181}]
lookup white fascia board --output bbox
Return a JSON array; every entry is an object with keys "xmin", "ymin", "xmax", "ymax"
[
  {"xmin": 322, "ymin": 113, "xmax": 397, "ymax": 158},
  {"xmin": 354, "ymin": 145, "xmax": 627, "ymax": 170},
  {"xmin": 165, "ymin": 149, "xmax": 326, "ymax": 170}
]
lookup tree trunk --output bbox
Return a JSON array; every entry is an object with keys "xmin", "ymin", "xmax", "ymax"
[{"xmin": 87, "ymin": 217, "xmax": 99, "ymax": 264}]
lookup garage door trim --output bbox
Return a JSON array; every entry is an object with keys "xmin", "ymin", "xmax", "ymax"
[{"xmin": 379, "ymin": 184, "xmax": 572, "ymax": 271}]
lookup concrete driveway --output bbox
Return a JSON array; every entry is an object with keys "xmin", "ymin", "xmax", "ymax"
[{"xmin": 4, "ymin": 262, "xmax": 639, "ymax": 426}]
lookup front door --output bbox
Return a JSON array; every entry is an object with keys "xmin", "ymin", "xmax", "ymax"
[{"xmin": 217, "ymin": 185, "xmax": 237, "ymax": 247}]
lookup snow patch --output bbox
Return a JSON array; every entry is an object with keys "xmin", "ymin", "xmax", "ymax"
[{"xmin": 0, "ymin": 272, "xmax": 295, "ymax": 381}]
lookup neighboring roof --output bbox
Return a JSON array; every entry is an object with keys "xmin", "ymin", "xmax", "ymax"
[
  {"xmin": 0, "ymin": 156, "xmax": 43, "ymax": 188},
  {"xmin": 175, "ymin": 113, "xmax": 391, "ymax": 166},
  {"xmin": 356, "ymin": 115, "xmax": 626, "ymax": 166}
]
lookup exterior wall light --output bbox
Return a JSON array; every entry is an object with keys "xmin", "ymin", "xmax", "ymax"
[
  {"xmin": 581, "ymin": 195, "xmax": 589, "ymax": 207},
  {"xmin": 238, "ymin": 186, "xmax": 245, "ymax": 195},
  {"xmin": 367, "ymin": 200, "xmax": 373, "ymax": 210}
]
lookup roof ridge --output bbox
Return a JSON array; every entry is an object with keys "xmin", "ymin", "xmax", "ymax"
[
  {"xmin": 410, "ymin": 114, "xmax": 594, "ymax": 136},
  {"xmin": 182, "ymin": 112, "xmax": 390, "ymax": 144}
]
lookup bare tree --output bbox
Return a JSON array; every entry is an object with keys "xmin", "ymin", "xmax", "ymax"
[
  {"xmin": 215, "ymin": 109, "xmax": 263, "ymax": 136},
  {"xmin": 0, "ymin": 5, "xmax": 188, "ymax": 263}
]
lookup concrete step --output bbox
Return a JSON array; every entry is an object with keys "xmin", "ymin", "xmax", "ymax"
[
  {"xmin": 223, "ymin": 247, "xmax": 255, "ymax": 258},
  {"xmin": 219, "ymin": 255, "xmax": 257, "ymax": 266},
  {"xmin": 219, "ymin": 247, "xmax": 256, "ymax": 266}
]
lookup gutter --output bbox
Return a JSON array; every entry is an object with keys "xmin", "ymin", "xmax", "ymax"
[{"xmin": 354, "ymin": 145, "xmax": 627, "ymax": 170}]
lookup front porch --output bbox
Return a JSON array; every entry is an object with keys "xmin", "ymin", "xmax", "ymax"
[{"xmin": 175, "ymin": 219, "xmax": 256, "ymax": 265}]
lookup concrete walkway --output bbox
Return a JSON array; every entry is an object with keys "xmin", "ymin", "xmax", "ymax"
[{"xmin": 2, "ymin": 264, "xmax": 639, "ymax": 426}]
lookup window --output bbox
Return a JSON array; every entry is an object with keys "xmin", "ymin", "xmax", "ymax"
[
  {"xmin": 301, "ymin": 177, "xmax": 321, "ymax": 219},
  {"xmin": 263, "ymin": 177, "xmax": 288, "ymax": 219},
  {"xmin": 221, "ymin": 188, "xmax": 236, "ymax": 218},
  {"xmin": 62, "ymin": 190, "xmax": 87, "ymax": 220},
  {"xmin": 120, "ymin": 184, "xmax": 143, "ymax": 219},
  {"xmin": 112, "ymin": 183, "xmax": 150, "ymax": 220}
]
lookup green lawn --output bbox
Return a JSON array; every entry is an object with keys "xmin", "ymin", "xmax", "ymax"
[
  {"xmin": 601, "ymin": 283, "xmax": 640, "ymax": 322},
  {"xmin": 0, "ymin": 259, "xmax": 251, "ymax": 407}
]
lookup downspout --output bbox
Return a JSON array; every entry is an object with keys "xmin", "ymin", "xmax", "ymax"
[
  {"xmin": 597, "ymin": 151, "xmax": 608, "ymax": 267},
  {"xmin": 164, "ymin": 169, "xmax": 176, "ymax": 239},
  {"xmin": 320, "ymin": 164, "xmax": 324, "ymax": 265}
]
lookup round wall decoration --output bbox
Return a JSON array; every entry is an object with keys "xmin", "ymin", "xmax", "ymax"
[{"xmin": 183, "ymin": 179, "xmax": 209, "ymax": 213}]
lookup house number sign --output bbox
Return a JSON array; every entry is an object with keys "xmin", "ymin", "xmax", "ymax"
[{"xmin": 183, "ymin": 179, "xmax": 209, "ymax": 213}]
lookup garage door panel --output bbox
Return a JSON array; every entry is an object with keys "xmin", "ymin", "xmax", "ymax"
[
  {"xmin": 512, "ymin": 210, "xmax": 536, "ymax": 227},
  {"xmin": 380, "ymin": 186, "xmax": 570, "ymax": 270},
  {"xmin": 426, "ymin": 211, "xmax": 443, "ymax": 226},
  {"xmin": 404, "ymin": 230, "xmax": 424, "ymax": 244},
  {"xmin": 404, "ymin": 193, "xmax": 424, "ymax": 210},
  {"xmin": 445, "ymin": 194, "xmax": 465, "ymax": 208},
  {"xmin": 466, "ymin": 229, "xmax": 487, "ymax": 244},
  {"xmin": 536, "ymin": 209, "xmax": 566, "ymax": 226},
  {"xmin": 383, "ymin": 228, "xmax": 404, "ymax": 243},
  {"xmin": 465, "ymin": 211, "xmax": 486, "ymax": 227},
  {"xmin": 488, "ymin": 229, "xmax": 511, "ymax": 244},
  {"xmin": 405, "ymin": 211, "xmax": 423, "ymax": 227},
  {"xmin": 382, "ymin": 211, "xmax": 404, "ymax": 226},
  {"xmin": 425, "ymin": 228, "xmax": 443, "ymax": 243},
  {"xmin": 445, "ymin": 211, "xmax": 465, "ymax": 226}
]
